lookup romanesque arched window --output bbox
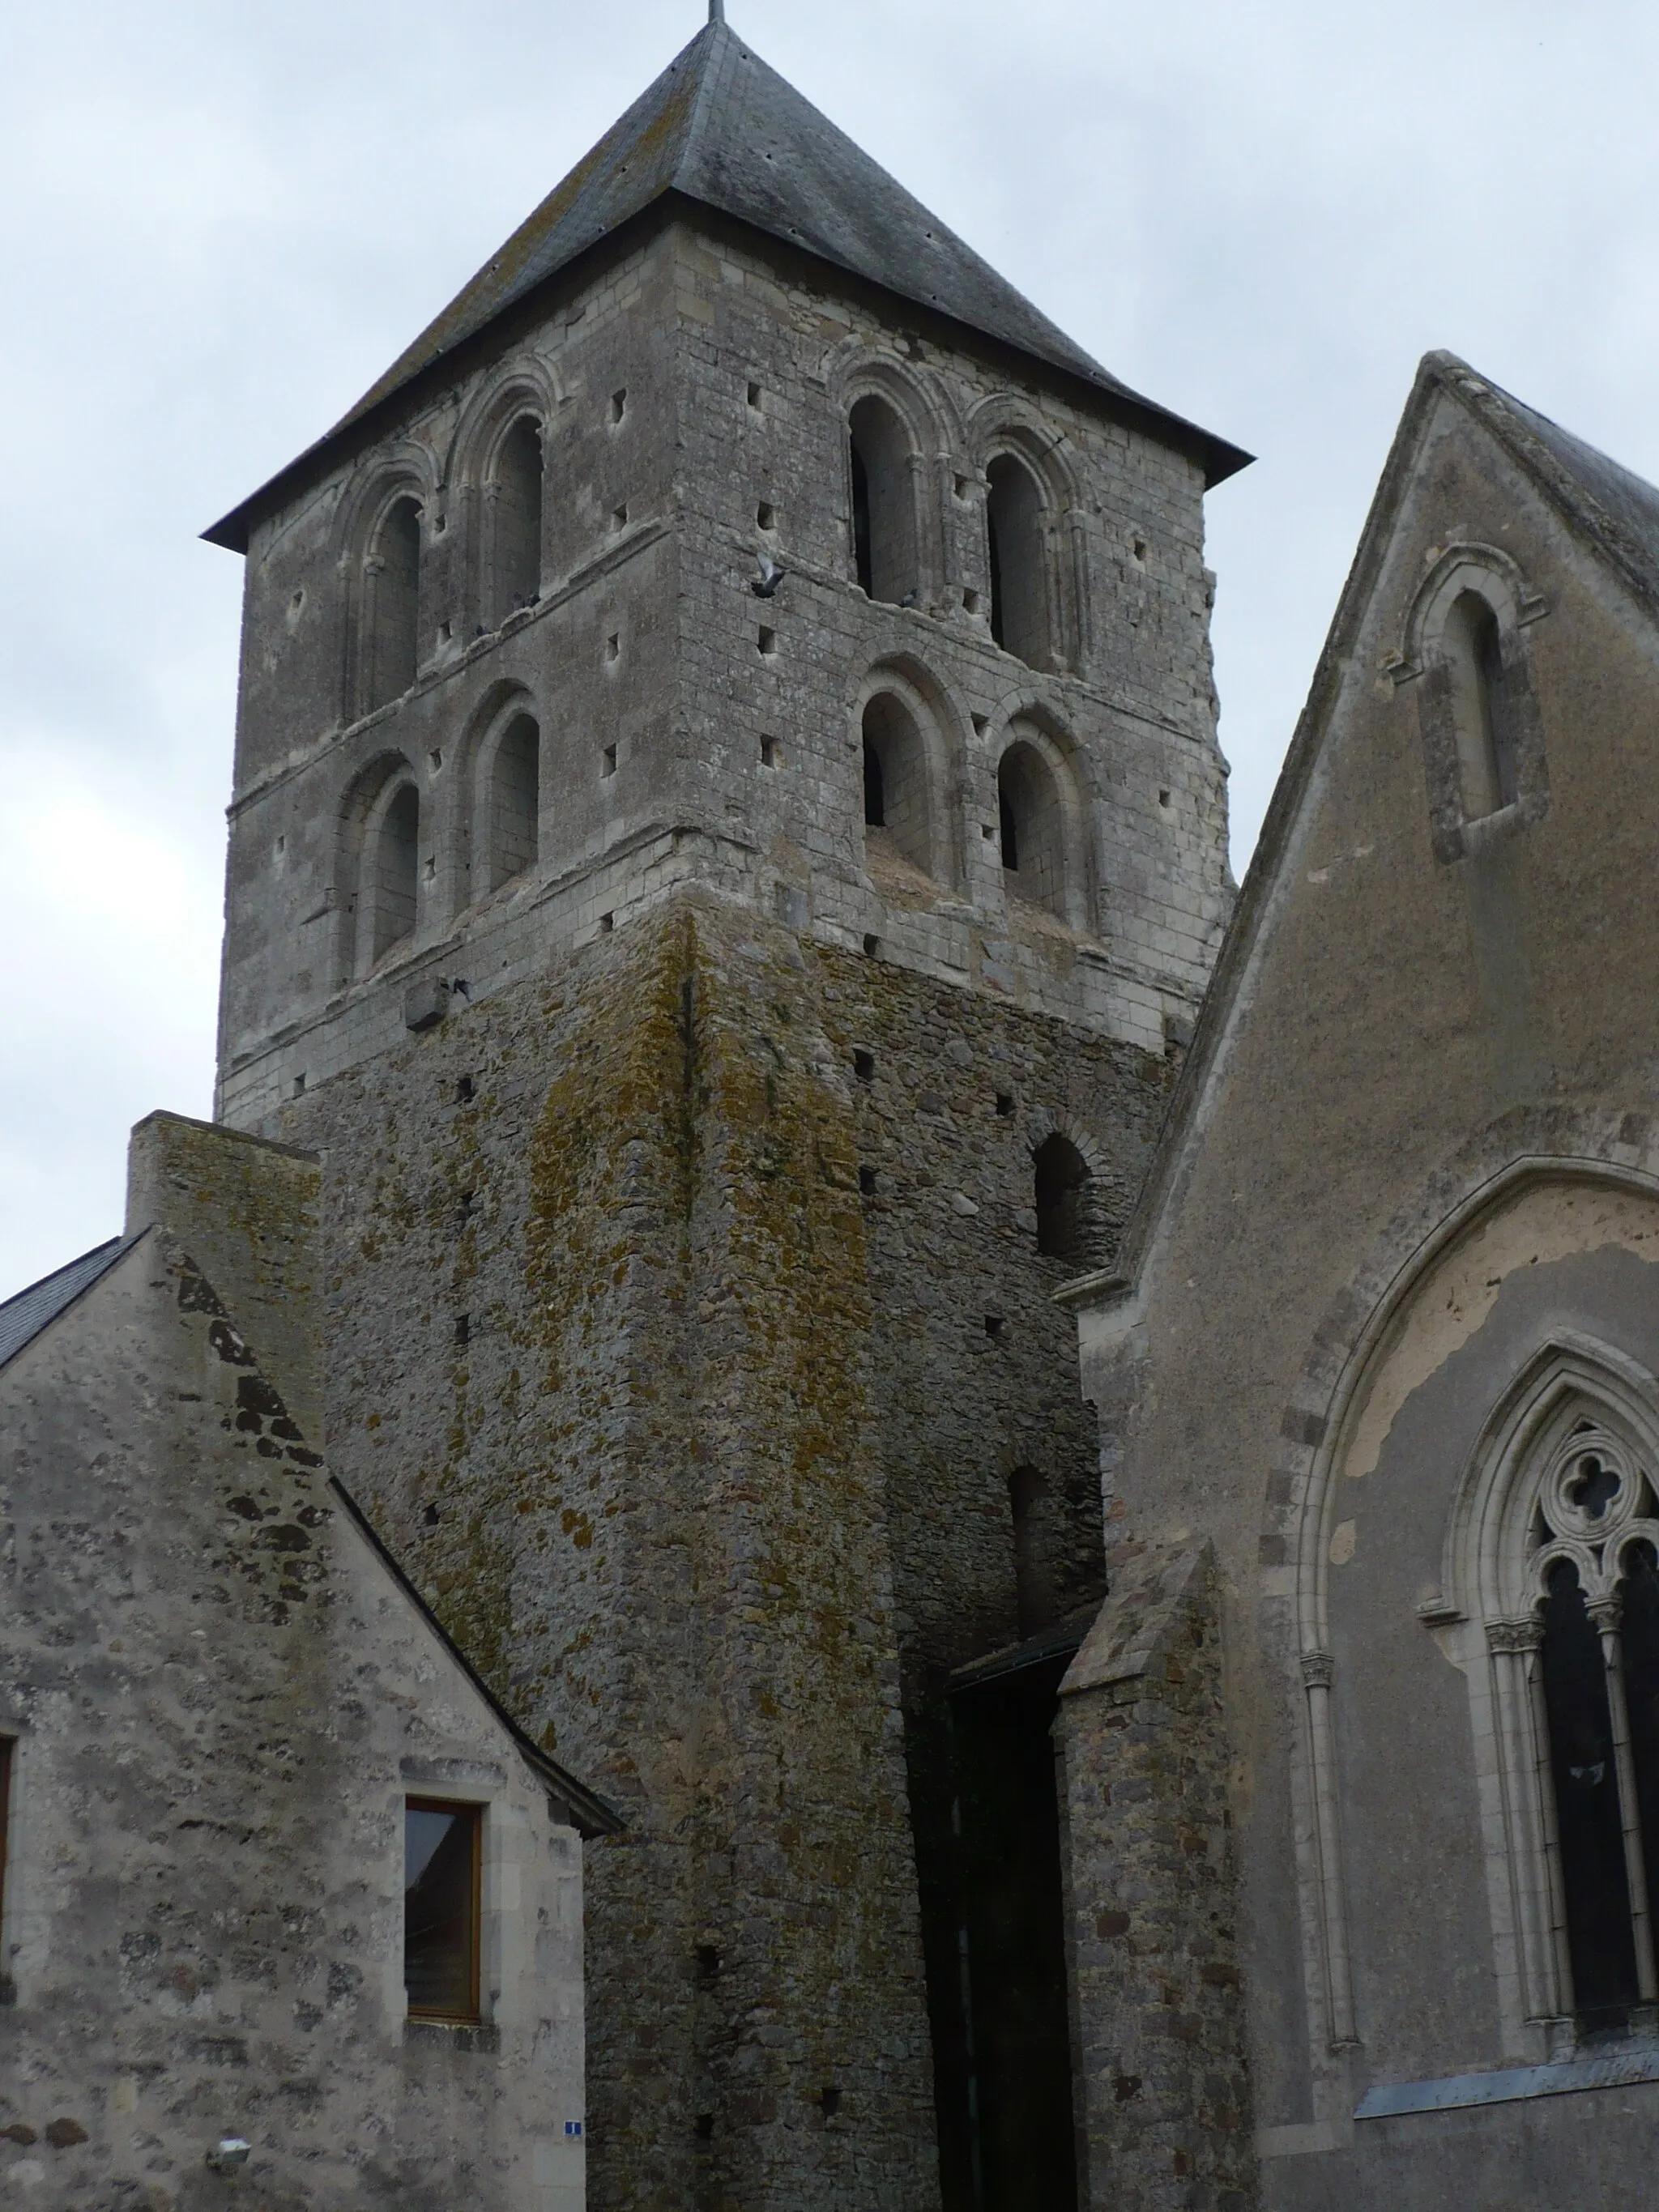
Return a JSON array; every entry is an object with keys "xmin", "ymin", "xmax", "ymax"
[
  {"xmin": 365, "ymin": 497, "xmax": 423, "ymax": 713},
  {"xmin": 1442, "ymin": 587, "xmax": 1518, "ymax": 822},
  {"xmin": 487, "ymin": 714, "xmax": 540, "ymax": 890},
  {"xmin": 848, "ymin": 396, "xmax": 918, "ymax": 606},
  {"xmin": 861, "ymin": 692, "xmax": 936, "ymax": 876},
  {"xmin": 998, "ymin": 739, "xmax": 1068, "ymax": 918},
  {"xmin": 986, "ymin": 452, "xmax": 1050, "ymax": 668},
  {"xmin": 370, "ymin": 782, "xmax": 420, "ymax": 961},
  {"xmin": 1034, "ymin": 1133, "xmax": 1094, "ymax": 1264},
  {"xmin": 491, "ymin": 416, "xmax": 544, "ymax": 625}
]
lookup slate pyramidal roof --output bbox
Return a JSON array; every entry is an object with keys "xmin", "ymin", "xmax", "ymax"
[{"xmin": 207, "ymin": 19, "xmax": 1249, "ymax": 552}]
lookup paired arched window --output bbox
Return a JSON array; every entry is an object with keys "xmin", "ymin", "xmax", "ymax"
[
  {"xmin": 1442, "ymin": 588, "xmax": 1518, "ymax": 821},
  {"xmin": 491, "ymin": 416, "xmax": 544, "ymax": 625},
  {"xmin": 848, "ymin": 396, "xmax": 919, "ymax": 607},
  {"xmin": 861, "ymin": 692, "xmax": 936, "ymax": 876},
  {"xmin": 998, "ymin": 739, "xmax": 1068, "ymax": 918},
  {"xmin": 486, "ymin": 714, "xmax": 540, "ymax": 891},
  {"xmin": 365, "ymin": 497, "xmax": 423, "ymax": 713},
  {"xmin": 370, "ymin": 782, "xmax": 420, "ymax": 963},
  {"xmin": 986, "ymin": 452, "xmax": 1051, "ymax": 668}
]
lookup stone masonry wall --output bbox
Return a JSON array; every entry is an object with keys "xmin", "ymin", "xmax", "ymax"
[
  {"xmin": 0, "ymin": 1215, "xmax": 588, "ymax": 2212},
  {"xmin": 265, "ymin": 885, "xmax": 1178, "ymax": 2209},
  {"xmin": 1058, "ymin": 1544, "xmax": 1256, "ymax": 2212}
]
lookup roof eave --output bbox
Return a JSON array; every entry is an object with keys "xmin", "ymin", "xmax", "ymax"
[{"xmin": 203, "ymin": 191, "xmax": 1248, "ymax": 556}]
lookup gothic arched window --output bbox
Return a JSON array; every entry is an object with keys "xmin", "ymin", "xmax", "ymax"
[
  {"xmin": 491, "ymin": 416, "xmax": 544, "ymax": 624},
  {"xmin": 366, "ymin": 497, "xmax": 423, "ymax": 713},
  {"xmin": 487, "ymin": 714, "xmax": 540, "ymax": 890},
  {"xmin": 1034, "ymin": 1133, "xmax": 1094, "ymax": 1264},
  {"xmin": 986, "ymin": 452, "xmax": 1050, "ymax": 668},
  {"xmin": 1442, "ymin": 588, "xmax": 1518, "ymax": 821},
  {"xmin": 848, "ymin": 396, "xmax": 918, "ymax": 607},
  {"xmin": 1525, "ymin": 1423, "xmax": 1659, "ymax": 2024}
]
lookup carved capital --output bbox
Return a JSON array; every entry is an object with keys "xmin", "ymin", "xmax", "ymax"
[
  {"xmin": 1300, "ymin": 1650, "xmax": 1335, "ymax": 1692},
  {"xmin": 1486, "ymin": 1618, "xmax": 1544, "ymax": 1656}
]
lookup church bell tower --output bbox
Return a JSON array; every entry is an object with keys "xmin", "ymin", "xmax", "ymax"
[{"xmin": 205, "ymin": 16, "xmax": 1246, "ymax": 2208}]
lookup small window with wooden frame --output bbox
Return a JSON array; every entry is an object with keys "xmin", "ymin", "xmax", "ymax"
[{"xmin": 403, "ymin": 1797, "xmax": 482, "ymax": 2022}]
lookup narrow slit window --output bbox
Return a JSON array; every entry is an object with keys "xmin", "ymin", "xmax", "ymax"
[
  {"xmin": 1444, "ymin": 589, "xmax": 1518, "ymax": 820},
  {"xmin": 404, "ymin": 1798, "xmax": 482, "ymax": 2022}
]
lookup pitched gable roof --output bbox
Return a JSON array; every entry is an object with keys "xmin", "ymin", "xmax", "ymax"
[
  {"xmin": 0, "ymin": 1236, "xmax": 132, "ymax": 1374},
  {"xmin": 206, "ymin": 22, "xmax": 1247, "ymax": 551},
  {"xmin": 328, "ymin": 1476, "xmax": 623, "ymax": 1839},
  {"xmin": 1061, "ymin": 352, "xmax": 1659, "ymax": 1316}
]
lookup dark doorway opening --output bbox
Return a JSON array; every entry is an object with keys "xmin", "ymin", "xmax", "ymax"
[{"xmin": 923, "ymin": 1630, "xmax": 1081, "ymax": 2212}]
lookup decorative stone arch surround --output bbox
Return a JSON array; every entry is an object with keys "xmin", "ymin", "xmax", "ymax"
[
  {"xmin": 850, "ymin": 652, "xmax": 966, "ymax": 889},
  {"xmin": 1388, "ymin": 540, "xmax": 1551, "ymax": 861},
  {"xmin": 450, "ymin": 680, "xmax": 542, "ymax": 918},
  {"xmin": 965, "ymin": 394, "xmax": 1087, "ymax": 671},
  {"xmin": 1262, "ymin": 1109, "xmax": 1659, "ymax": 2078},
  {"xmin": 334, "ymin": 748, "xmax": 420, "ymax": 983},
  {"xmin": 983, "ymin": 700, "xmax": 1094, "ymax": 932},
  {"xmin": 335, "ymin": 444, "xmax": 440, "ymax": 727}
]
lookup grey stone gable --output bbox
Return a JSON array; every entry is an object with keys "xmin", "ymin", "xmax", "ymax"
[
  {"xmin": 0, "ymin": 1235, "xmax": 130, "ymax": 1374},
  {"xmin": 1445, "ymin": 355, "xmax": 1659, "ymax": 618},
  {"xmin": 205, "ymin": 19, "xmax": 1247, "ymax": 549},
  {"xmin": 1063, "ymin": 349, "xmax": 1659, "ymax": 1321}
]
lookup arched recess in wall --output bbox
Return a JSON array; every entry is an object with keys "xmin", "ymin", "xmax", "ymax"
[
  {"xmin": 1441, "ymin": 1335, "xmax": 1659, "ymax": 2031},
  {"xmin": 335, "ymin": 752, "xmax": 422, "ymax": 981},
  {"xmin": 1282, "ymin": 1153, "xmax": 1659, "ymax": 2060},
  {"xmin": 1397, "ymin": 544, "xmax": 1549, "ymax": 859},
  {"xmin": 855, "ymin": 662, "xmax": 956, "ymax": 885},
  {"xmin": 488, "ymin": 415, "xmax": 545, "ymax": 626},
  {"xmin": 483, "ymin": 713, "xmax": 541, "ymax": 892},
  {"xmin": 363, "ymin": 494, "xmax": 424, "ymax": 714},
  {"xmin": 847, "ymin": 393, "xmax": 921, "ymax": 607},
  {"xmin": 995, "ymin": 716, "xmax": 1090, "ymax": 929},
  {"xmin": 986, "ymin": 450, "xmax": 1051, "ymax": 668},
  {"xmin": 1026, "ymin": 1111, "xmax": 1114, "ymax": 1270}
]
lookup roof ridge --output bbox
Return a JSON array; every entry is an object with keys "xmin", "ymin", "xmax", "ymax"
[{"xmin": 204, "ymin": 23, "xmax": 1247, "ymax": 551}]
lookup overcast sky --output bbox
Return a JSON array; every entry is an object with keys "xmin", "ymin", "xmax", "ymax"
[{"xmin": 2, "ymin": 0, "xmax": 1656, "ymax": 1299}]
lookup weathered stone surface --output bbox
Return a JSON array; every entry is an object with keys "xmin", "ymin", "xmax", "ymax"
[
  {"xmin": 0, "ymin": 1122, "xmax": 596, "ymax": 2210},
  {"xmin": 1060, "ymin": 1545, "xmax": 1255, "ymax": 2212}
]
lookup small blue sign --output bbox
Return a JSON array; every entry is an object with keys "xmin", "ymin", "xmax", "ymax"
[{"xmin": 564, "ymin": 2121, "xmax": 584, "ymax": 2139}]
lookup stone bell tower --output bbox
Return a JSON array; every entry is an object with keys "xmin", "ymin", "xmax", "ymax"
[{"xmin": 204, "ymin": 15, "xmax": 1246, "ymax": 2209}]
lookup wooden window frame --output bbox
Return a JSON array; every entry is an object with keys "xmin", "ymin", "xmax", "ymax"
[{"xmin": 403, "ymin": 1796, "xmax": 484, "ymax": 2025}]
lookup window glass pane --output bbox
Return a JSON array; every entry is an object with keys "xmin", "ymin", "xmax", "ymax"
[
  {"xmin": 404, "ymin": 1801, "xmax": 479, "ymax": 2018},
  {"xmin": 1621, "ymin": 1545, "xmax": 1659, "ymax": 1898},
  {"xmin": 1541, "ymin": 1562, "xmax": 1639, "ymax": 2022}
]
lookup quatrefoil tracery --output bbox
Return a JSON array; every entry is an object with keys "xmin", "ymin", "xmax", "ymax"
[{"xmin": 1525, "ymin": 1421, "xmax": 1659, "ymax": 1614}]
